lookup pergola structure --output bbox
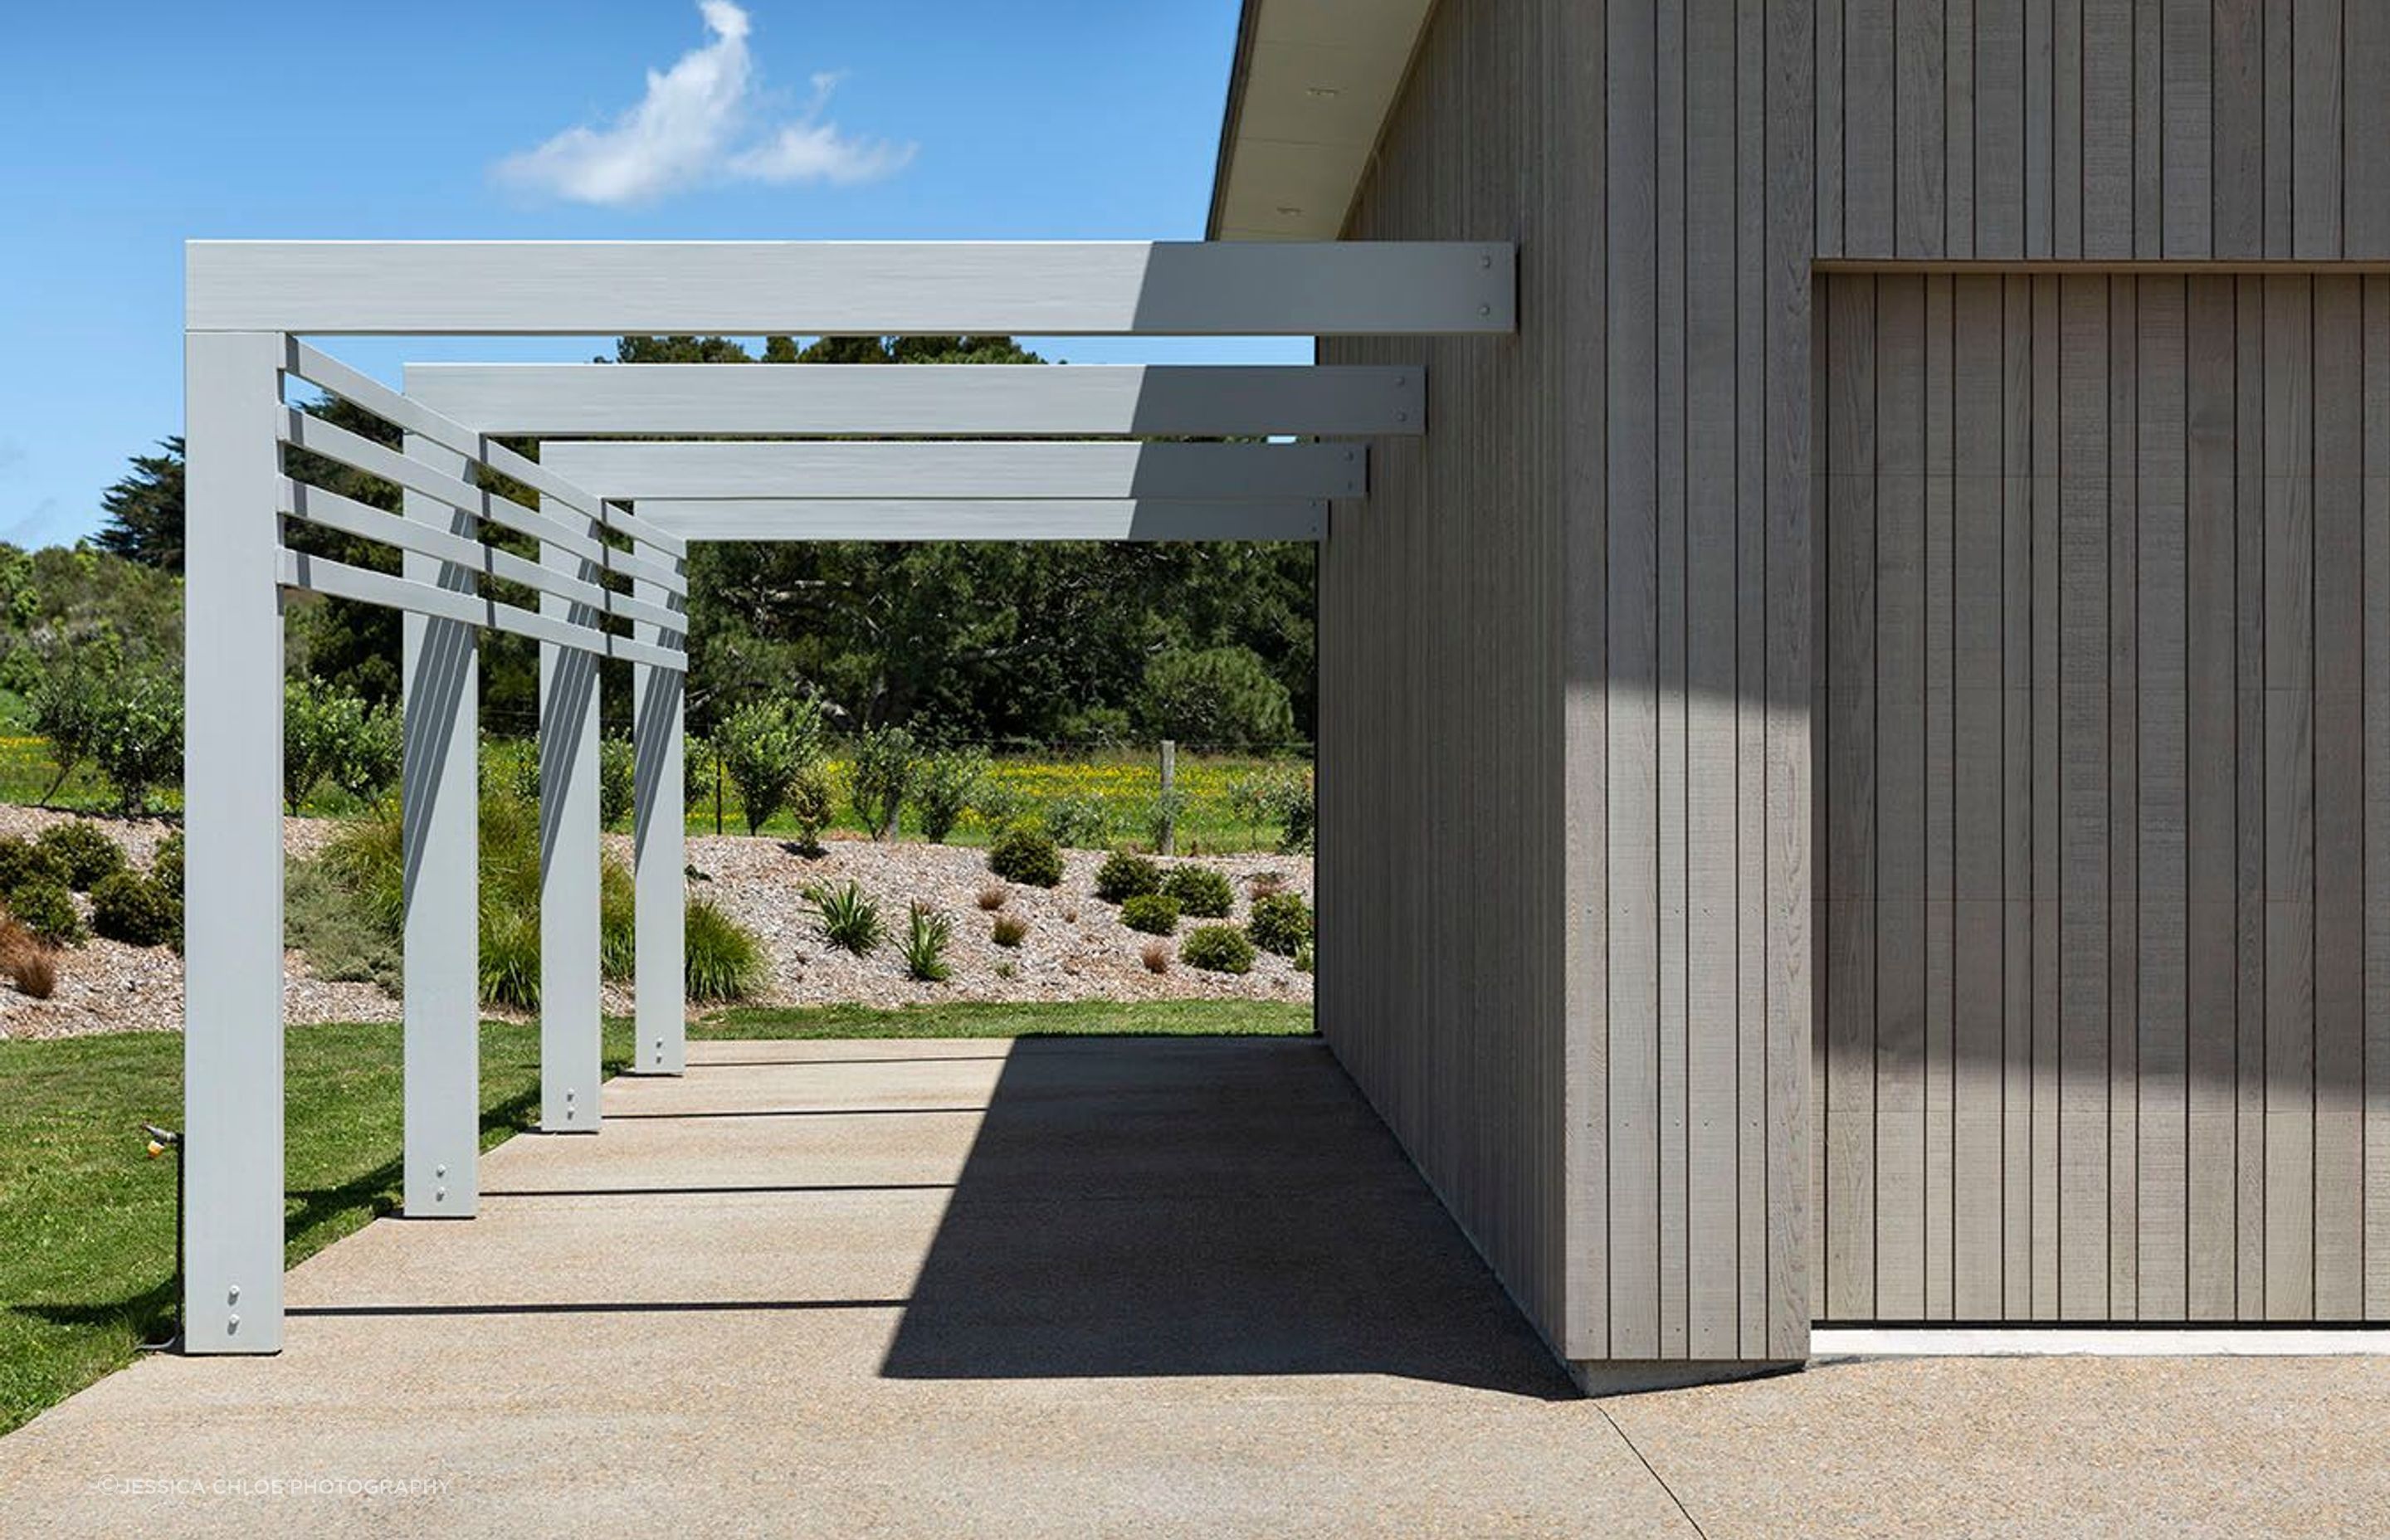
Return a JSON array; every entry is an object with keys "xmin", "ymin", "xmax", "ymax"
[{"xmin": 183, "ymin": 239, "xmax": 1516, "ymax": 1352}]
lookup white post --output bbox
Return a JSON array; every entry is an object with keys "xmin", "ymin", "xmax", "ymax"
[
  {"xmin": 182, "ymin": 329, "xmax": 287, "ymax": 1352},
  {"xmin": 400, "ymin": 436, "xmax": 480, "ymax": 1213},
  {"xmin": 539, "ymin": 504, "xmax": 604, "ymax": 1131},
  {"xmin": 628, "ymin": 552, "xmax": 687, "ymax": 1075}
]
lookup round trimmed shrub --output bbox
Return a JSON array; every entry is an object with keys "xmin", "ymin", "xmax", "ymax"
[
  {"xmin": 988, "ymin": 825, "xmax": 1063, "ymax": 888},
  {"xmin": 150, "ymin": 831, "xmax": 184, "ymax": 890},
  {"xmin": 0, "ymin": 837, "xmax": 69, "ymax": 899},
  {"xmin": 1160, "ymin": 865, "xmax": 1234, "ymax": 919},
  {"xmin": 1247, "ymin": 891, "xmax": 1313, "ymax": 957},
  {"xmin": 38, "ymin": 821, "xmax": 125, "ymax": 889},
  {"xmin": 1119, "ymin": 893, "xmax": 1180, "ymax": 936},
  {"xmin": 1179, "ymin": 924, "xmax": 1254, "ymax": 975},
  {"xmin": 10, "ymin": 876, "xmax": 85, "ymax": 947},
  {"xmin": 1094, "ymin": 850, "xmax": 1162, "ymax": 904},
  {"xmin": 91, "ymin": 870, "xmax": 180, "ymax": 947}
]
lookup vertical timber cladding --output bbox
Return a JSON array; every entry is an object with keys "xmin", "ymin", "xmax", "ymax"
[
  {"xmin": 1316, "ymin": 0, "xmax": 2390, "ymax": 1366},
  {"xmin": 1815, "ymin": 270, "xmax": 2390, "ymax": 1324},
  {"xmin": 1319, "ymin": 0, "xmax": 1813, "ymax": 1370}
]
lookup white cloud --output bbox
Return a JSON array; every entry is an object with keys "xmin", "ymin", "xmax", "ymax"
[{"xmin": 495, "ymin": 2, "xmax": 914, "ymax": 206}]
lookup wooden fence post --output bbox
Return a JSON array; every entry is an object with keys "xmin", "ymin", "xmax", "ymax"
[{"xmin": 1159, "ymin": 739, "xmax": 1177, "ymax": 855}]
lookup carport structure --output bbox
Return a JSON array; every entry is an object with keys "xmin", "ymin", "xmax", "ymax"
[{"xmin": 180, "ymin": 239, "xmax": 1515, "ymax": 1356}]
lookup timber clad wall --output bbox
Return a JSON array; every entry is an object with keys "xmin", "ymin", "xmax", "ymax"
[
  {"xmin": 1319, "ymin": 0, "xmax": 2390, "ymax": 1372},
  {"xmin": 1815, "ymin": 0, "xmax": 2390, "ymax": 261},
  {"xmin": 1817, "ymin": 270, "xmax": 2390, "ymax": 1322},
  {"xmin": 1321, "ymin": 0, "xmax": 1814, "ymax": 1369},
  {"xmin": 1319, "ymin": 0, "xmax": 1572, "ymax": 1352}
]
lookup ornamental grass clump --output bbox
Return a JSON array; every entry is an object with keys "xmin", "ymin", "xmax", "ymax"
[
  {"xmin": 990, "ymin": 912, "xmax": 1027, "ymax": 948},
  {"xmin": 903, "ymin": 902, "xmax": 954, "ymax": 982},
  {"xmin": 685, "ymin": 897, "xmax": 764, "ymax": 1002},
  {"xmin": 805, "ymin": 880, "xmax": 884, "ymax": 955},
  {"xmin": 0, "ymin": 916, "xmax": 57, "ymax": 998},
  {"xmin": 1160, "ymin": 865, "xmax": 1234, "ymax": 919},
  {"xmin": 1094, "ymin": 850, "xmax": 1161, "ymax": 904}
]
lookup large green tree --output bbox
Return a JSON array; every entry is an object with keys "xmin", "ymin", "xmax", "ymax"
[{"xmin": 80, "ymin": 332, "xmax": 1319, "ymax": 745}]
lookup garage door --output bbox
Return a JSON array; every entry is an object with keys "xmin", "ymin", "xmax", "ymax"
[{"xmin": 1813, "ymin": 271, "xmax": 2390, "ymax": 1324}]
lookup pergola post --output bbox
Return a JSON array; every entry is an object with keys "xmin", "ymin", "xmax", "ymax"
[
  {"xmin": 182, "ymin": 329, "xmax": 288, "ymax": 1352},
  {"xmin": 538, "ymin": 503, "xmax": 605, "ymax": 1131},
  {"xmin": 628, "ymin": 552, "xmax": 687, "ymax": 1075},
  {"xmin": 400, "ymin": 435, "xmax": 481, "ymax": 1214}
]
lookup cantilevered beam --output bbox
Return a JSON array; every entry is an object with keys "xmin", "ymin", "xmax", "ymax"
[
  {"xmin": 188, "ymin": 241, "xmax": 1514, "ymax": 336},
  {"xmin": 404, "ymin": 363, "xmax": 1425, "ymax": 438},
  {"xmin": 540, "ymin": 441, "xmax": 1367, "ymax": 502},
  {"xmin": 635, "ymin": 498, "xmax": 1326, "ymax": 542}
]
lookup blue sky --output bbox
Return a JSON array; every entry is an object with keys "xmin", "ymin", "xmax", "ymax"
[{"xmin": 0, "ymin": 0, "xmax": 1295, "ymax": 548}]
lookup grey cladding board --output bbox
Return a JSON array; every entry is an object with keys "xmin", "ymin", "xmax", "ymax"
[
  {"xmin": 1331, "ymin": 0, "xmax": 1812, "ymax": 1368},
  {"xmin": 1813, "ymin": 271, "xmax": 2386, "ymax": 1323},
  {"xmin": 1806, "ymin": 0, "xmax": 2390, "ymax": 259}
]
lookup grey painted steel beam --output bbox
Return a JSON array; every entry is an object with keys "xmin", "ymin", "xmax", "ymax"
[
  {"xmin": 629, "ymin": 572, "xmax": 688, "ymax": 1078},
  {"xmin": 539, "ymin": 500, "xmax": 604, "ymax": 1134},
  {"xmin": 400, "ymin": 434, "xmax": 480, "ymax": 1221},
  {"xmin": 183, "ymin": 330, "xmax": 287, "ymax": 1353},
  {"xmin": 636, "ymin": 499, "xmax": 1328, "ymax": 542},
  {"xmin": 187, "ymin": 241, "xmax": 1517, "ymax": 336},
  {"xmin": 288, "ymin": 339, "xmax": 684, "ymax": 559},
  {"xmin": 539, "ymin": 441, "xmax": 1366, "ymax": 502},
  {"xmin": 403, "ymin": 363, "xmax": 1427, "ymax": 438}
]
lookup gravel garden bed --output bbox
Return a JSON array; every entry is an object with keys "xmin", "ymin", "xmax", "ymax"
[{"xmin": 0, "ymin": 809, "xmax": 1311, "ymax": 1041}]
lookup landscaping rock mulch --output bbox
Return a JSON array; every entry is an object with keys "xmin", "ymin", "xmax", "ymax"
[
  {"xmin": 671, "ymin": 831, "xmax": 1312, "ymax": 1012},
  {"xmin": 0, "ymin": 807, "xmax": 1311, "ymax": 1040}
]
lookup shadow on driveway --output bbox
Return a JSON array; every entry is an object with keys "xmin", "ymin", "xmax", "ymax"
[{"xmin": 878, "ymin": 1035, "xmax": 1575, "ymax": 1400}]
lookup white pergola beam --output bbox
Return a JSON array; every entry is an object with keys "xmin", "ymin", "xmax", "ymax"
[
  {"xmin": 189, "ymin": 241, "xmax": 1515, "ymax": 336},
  {"xmin": 540, "ymin": 441, "xmax": 1366, "ymax": 503},
  {"xmin": 636, "ymin": 499, "xmax": 1327, "ymax": 542},
  {"xmin": 404, "ymin": 363, "xmax": 1426, "ymax": 438}
]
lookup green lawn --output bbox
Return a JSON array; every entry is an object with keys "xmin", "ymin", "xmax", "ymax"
[{"xmin": 0, "ymin": 1000, "xmax": 1311, "ymax": 1437}]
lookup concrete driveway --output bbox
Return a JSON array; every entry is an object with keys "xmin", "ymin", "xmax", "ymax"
[{"xmin": 2, "ymin": 1034, "xmax": 2383, "ymax": 1536}]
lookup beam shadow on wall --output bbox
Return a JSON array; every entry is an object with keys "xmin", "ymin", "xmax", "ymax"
[{"xmin": 876, "ymin": 1035, "xmax": 1576, "ymax": 1399}]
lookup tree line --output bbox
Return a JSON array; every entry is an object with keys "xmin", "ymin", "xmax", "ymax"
[{"xmin": 85, "ymin": 334, "xmax": 1318, "ymax": 753}]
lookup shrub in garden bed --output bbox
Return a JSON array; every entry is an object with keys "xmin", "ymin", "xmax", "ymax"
[
  {"xmin": 804, "ymin": 880, "xmax": 884, "ymax": 955},
  {"xmin": 90, "ymin": 870, "xmax": 180, "ymax": 948},
  {"xmin": 1160, "ymin": 865, "xmax": 1234, "ymax": 919},
  {"xmin": 988, "ymin": 825, "xmax": 1063, "ymax": 888},
  {"xmin": 1119, "ymin": 893, "xmax": 1180, "ymax": 936},
  {"xmin": 0, "ymin": 837, "xmax": 69, "ymax": 899},
  {"xmin": 10, "ymin": 876, "xmax": 85, "ymax": 948},
  {"xmin": 1247, "ymin": 891, "xmax": 1313, "ymax": 957},
  {"xmin": 37, "ymin": 821, "xmax": 125, "ymax": 889},
  {"xmin": 150, "ymin": 831, "xmax": 183, "ymax": 889},
  {"xmin": 1094, "ymin": 850, "xmax": 1161, "ymax": 903},
  {"xmin": 1179, "ymin": 924, "xmax": 1254, "ymax": 975},
  {"xmin": 685, "ymin": 896, "xmax": 764, "ymax": 1002},
  {"xmin": 903, "ymin": 902, "xmax": 954, "ymax": 982}
]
